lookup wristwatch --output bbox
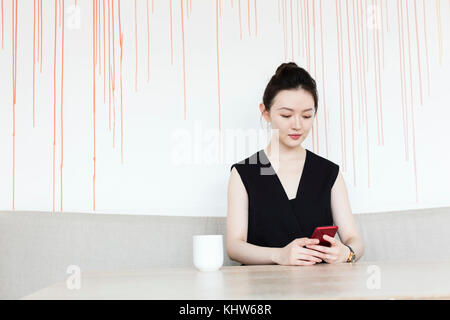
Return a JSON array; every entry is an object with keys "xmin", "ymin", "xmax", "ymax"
[{"xmin": 345, "ymin": 244, "xmax": 356, "ymax": 263}]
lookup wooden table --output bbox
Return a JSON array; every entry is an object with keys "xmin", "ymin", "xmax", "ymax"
[{"xmin": 21, "ymin": 260, "xmax": 450, "ymax": 300}]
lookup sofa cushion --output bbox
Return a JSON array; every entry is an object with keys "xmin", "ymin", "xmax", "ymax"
[{"xmin": 1, "ymin": 207, "xmax": 449, "ymax": 299}]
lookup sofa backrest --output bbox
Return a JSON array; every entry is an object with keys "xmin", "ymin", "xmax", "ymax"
[{"xmin": 1, "ymin": 207, "xmax": 450, "ymax": 299}]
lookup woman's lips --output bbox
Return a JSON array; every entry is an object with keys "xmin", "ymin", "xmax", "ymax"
[{"xmin": 288, "ymin": 134, "xmax": 302, "ymax": 140}]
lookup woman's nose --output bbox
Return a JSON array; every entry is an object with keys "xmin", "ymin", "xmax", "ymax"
[{"xmin": 293, "ymin": 116, "xmax": 302, "ymax": 130}]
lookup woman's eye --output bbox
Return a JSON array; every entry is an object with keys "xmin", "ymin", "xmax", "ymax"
[{"xmin": 282, "ymin": 115, "xmax": 311, "ymax": 119}]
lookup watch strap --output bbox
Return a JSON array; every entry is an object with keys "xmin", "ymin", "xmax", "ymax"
[{"xmin": 345, "ymin": 244, "xmax": 355, "ymax": 263}]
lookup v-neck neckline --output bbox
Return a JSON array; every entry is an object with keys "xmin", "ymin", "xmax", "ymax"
[{"xmin": 260, "ymin": 148, "xmax": 309, "ymax": 204}]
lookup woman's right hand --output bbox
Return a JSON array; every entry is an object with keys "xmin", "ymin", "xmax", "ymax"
[{"xmin": 272, "ymin": 238, "xmax": 324, "ymax": 266}]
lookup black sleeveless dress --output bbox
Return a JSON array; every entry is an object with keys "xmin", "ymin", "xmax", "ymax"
[{"xmin": 230, "ymin": 148, "xmax": 339, "ymax": 248}]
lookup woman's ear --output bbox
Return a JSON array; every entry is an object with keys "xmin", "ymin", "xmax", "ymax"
[{"xmin": 259, "ymin": 103, "xmax": 270, "ymax": 122}]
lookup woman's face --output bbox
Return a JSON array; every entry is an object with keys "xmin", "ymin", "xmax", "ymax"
[{"xmin": 260, "ymin": 88, "xmax": 315, "ymax": 148}]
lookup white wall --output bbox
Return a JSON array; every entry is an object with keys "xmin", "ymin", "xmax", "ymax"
[{"xmin": 0, "ymin": 0, "xmax": 449, "ymax": 216}]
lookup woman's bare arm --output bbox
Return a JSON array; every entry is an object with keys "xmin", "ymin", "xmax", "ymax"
[
  {"xmin": 226, "ymin": 167, "xmax": 279, "ymax": 265},
  {"xmin": 330, "ymin": 170, "xmax": 365, "ymax": 261}
]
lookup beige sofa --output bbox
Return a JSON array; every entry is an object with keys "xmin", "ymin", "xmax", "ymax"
[{"xmin": 1, "ymin": 206, "xmax": 450, "ymax": 299}]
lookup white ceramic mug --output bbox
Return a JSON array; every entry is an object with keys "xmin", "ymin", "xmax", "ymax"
[{"xmin": 193, "ymin": 235, "xmax": 224, "ymax": 272}]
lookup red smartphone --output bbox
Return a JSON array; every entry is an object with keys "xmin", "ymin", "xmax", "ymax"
[{"xmin": 311, "ymin": 226, "xmax": 338, "ymax": 247}]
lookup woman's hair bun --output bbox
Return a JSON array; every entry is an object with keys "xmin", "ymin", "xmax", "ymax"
[{"xmin": 275, "ymin": 62, "xmax": 299, "ymax": 76}]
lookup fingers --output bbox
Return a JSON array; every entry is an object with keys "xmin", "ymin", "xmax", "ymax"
[
  {"xmin": 325, "ymin": 255, "xmax": 338, "ymax": 263},
  {"xmin": 305, "ymin": 244, "xmax": 332, "ymax": 254},
  {"xmin": 306, "ymin": 245, "xmax": 340, "ymax": 261},
  {"xmin": 323, "ymin": 234, "xmax": 336, "ymax": 245},
  {"xmin": 289, "ymin": 237, "xmax": 340, "ymax": 265},
  {"xmin": 296, "ymin": 254, "xmax": 322, "ymax": 263},
  {"xmin": 293, "ymin": 259, "xmax": 317, "ymax": 266},
  {"xmin": 305, "ymin": 244, "xmax": 340, "ymax": 262},
  {"xmin": 299, "ymin": 247, "xmax": 327, "ymax": 260},
  {"xmin": 296, "ymin": 238, "xmax": 319, "ymax": 247}
]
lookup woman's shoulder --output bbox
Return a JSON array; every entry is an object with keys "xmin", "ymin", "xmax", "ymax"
[
  {"xmin": 306, "ymin": 149, "xmax": 340, "ymax": 187},
  {"xmin": 229, "ymin": 149, "xmax": 264, "ymax": 172},
  {"xmin": 229, "ymin": 150, "xmax": 265, "ymax": 193},
  {"xmin": 307, "ymin": 149, "xmax": 340, "ymax": 173}
]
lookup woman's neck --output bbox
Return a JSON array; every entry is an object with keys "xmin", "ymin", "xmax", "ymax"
[{"xmin": 265, "ymin": 140, "xmax": 306, "ymax": 162}]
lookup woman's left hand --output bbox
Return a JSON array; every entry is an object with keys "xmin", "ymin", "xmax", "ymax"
[{"xmin": 305, "ymin": 235, "xmax": 349, "ymax": 264}]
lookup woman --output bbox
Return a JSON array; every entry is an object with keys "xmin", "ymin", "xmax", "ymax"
[{"xmin": 226, "ymin": 62, "xmax": 364, "ymax": 266}]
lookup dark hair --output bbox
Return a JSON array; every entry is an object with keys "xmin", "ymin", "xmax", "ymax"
[{"xmin": 262, "ymin": 62, "xmax": 318, "ymax": 115}]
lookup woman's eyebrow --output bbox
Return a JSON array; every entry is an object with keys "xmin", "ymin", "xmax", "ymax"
[{"xmin": 276, "ymin": 106, "xmax": 314, "ymax": 112}]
